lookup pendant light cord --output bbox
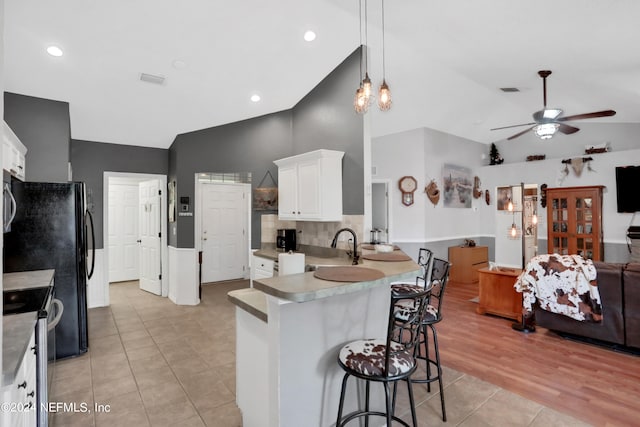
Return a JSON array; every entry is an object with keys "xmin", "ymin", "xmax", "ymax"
[
  {"xmin": 364, "ymin": 0, "xmax": 368, "ymax": 75},
  {"xmin": 358, "ymin": 0, "xmax": 363, "ymax": 81},
  {"xmin": 381, "ymin": 0, "xmax": 386, "ymax": 78}
]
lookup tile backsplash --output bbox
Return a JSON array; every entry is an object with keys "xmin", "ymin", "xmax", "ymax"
[{"xmin": 260, "ymin": 214, "xmax": 365, "ymax": 250}]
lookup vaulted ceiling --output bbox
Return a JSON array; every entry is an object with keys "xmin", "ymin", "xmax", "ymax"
[{"xmin": 4, "ymin": 0, "xmax": 639, "ymax": 149}]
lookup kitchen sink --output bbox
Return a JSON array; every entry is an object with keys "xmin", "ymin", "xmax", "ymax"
[{"xmin": 3, "ymin": 286, "xmax": 52, "ymax": 315}]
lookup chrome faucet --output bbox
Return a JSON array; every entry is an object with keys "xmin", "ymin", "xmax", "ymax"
[{"xmin": 331, "ymin": 228, "xmax": 359, "ymax": 265}]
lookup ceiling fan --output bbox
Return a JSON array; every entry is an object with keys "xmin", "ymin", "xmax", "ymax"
[{"xmin": 491, "ymin": 70, "xmax": 616, "ymax": 140}]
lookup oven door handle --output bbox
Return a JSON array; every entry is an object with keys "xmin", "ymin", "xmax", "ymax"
[{"xmin": 48, "ymin": 298, "xmax": 64, "ymax": 331}]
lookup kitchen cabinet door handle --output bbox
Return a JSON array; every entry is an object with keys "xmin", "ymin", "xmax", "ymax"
[
  {"xmin": 27, "ymin": 391, "xmax": 35, "ymax": 398},
  {"xmin": 17, "ymin": 381, "xmax": 27, "ymax": 389}
]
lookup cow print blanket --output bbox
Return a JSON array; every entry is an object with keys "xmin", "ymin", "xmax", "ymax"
[{"xmin": 514, "ymin": 254, "xmax": 602, "ymax": 322}]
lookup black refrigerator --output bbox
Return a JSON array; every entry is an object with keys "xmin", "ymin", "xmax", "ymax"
[{"xmin": 4, "ymin": 180, "xmax": 95, "ymax": 359}]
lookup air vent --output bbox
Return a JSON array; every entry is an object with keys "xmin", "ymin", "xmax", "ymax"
[
  {"xmin": 140, "ymin": 73, "xmax": 165, "ymax": 85},
  {"xmin": 499, "ymin": 87, "xmax": 520, "ymax": 93}
]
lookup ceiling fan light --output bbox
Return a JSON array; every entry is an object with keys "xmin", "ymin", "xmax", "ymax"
[
  {"xmin": 535, "ymin": 123, "xmax": 560, "ymax": 139},
  {"xmin": 377, "ymin": 80, "xmax": 392, "ymax": 111},
  {"xmin": 543, "ymin": 108, "xmax": 562, "ymax": 119}
]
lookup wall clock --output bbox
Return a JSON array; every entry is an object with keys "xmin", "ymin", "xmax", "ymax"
[{"xmin": 399, "ymin": 176, "xmax": 417, "ymax": 206}]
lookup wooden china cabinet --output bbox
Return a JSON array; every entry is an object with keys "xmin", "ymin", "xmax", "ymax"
[{"xmin": 545, "ymin": 185, "xmax": 604, "ymax": 261}]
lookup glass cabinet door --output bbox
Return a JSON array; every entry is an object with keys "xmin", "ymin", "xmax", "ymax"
[{"xmin": 546, "ymin": 186, "xmax": 603, "ymax": 261}]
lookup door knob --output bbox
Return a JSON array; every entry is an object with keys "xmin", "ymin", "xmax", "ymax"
[{"xmin": 137, "ymin": 239, "xmax": 142, "ymax": 243}]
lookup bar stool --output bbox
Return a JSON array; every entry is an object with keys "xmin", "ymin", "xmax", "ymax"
[
  {"xmin": 335, "ymin": 285, "xmax": 433, "ymax": 427},
  {"xmin": 392, "ymin": 248, "xmax": 433, "ymax": 288},
  {"xmin": 411, "ymin": 257, "xmax": 451, "ymax": 422}
]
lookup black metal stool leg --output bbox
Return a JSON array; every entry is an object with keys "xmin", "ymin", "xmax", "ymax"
[
  {"xmin": 430, "ymin": 324, "xmax": 447, "ymax": 422},
  {"xmin": 383, "ymin": 382, "xmax": 393, "ymax": 427},
  {"xmin": 423, "ymin": 322, "xmax": 432, "ymax": 392},
  {"xmin": 336, "ymin": 373, "xmax": 350, "ymax": 427},
  {"xmin": 365, "ymin": 380, "xmax": 370, "ymax": 427},
  {"xmin": 407, "ymin": 378, "xmax": 418, "ymax": 427}
]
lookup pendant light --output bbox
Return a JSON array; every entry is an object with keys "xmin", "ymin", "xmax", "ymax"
[
  {"xmin": 361, "ymin": 0, "xmax": 372, "ymax": 106},
  {"xmin": 377, "ymin": 0, "xmax": 392, "ymax": 111},
  {"xmin": 354, "ymin": 0, "xmax": 369, "ymax": 114}
]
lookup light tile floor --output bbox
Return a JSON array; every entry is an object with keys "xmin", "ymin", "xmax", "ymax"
[{"xmin": 49, "ymin": 280, "xmax": 589, "ymax": 426}]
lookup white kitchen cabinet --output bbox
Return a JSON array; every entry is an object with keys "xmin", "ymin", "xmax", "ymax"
[
  {"xmin": 1, "ymin": 329, "xmax": 37, "ymax": 427},
  {"xmin": 251, "ymin": 255, "xmax": 275, "ymax": 286},
  {"xmin": 274, "ymin": 149, "xmax": 344, "ymax": 221},
  {"xmin": 3, "ymin": 121, "xmax": 27, "ymax": 181}
]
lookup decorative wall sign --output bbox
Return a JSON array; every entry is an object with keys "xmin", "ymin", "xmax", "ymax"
[
  {"xmin": 253, "ymin": 170, "xmax": 278, "ymax": 210},
  {"xmin": 497, "ymin": 185, "xmax": 522, "ymax": 211},
  {"xmin": 442, "ymin": 164, "xmax": 472, "ymax": 208}
]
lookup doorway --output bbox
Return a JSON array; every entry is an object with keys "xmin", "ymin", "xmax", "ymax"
[
  {"xmin": 371, "ymin": 180, "xmax": 391, "ymax": 243},
  {"xmin": 103, "ymin": 172, "xmax": 168, "ymax": 303},
  {"xmin": 195, "ymin": 174, "xmax": 250, "ymax": 284}
]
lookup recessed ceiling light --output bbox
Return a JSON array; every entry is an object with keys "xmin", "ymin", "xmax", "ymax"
[
  {"xmin": 46, "ymin": 45, "xmax": 63, "ymax": 57},
  {"xmin": 172, "ymin": 60, "xmax": 187, "ymax": 69},
  {"xmin": 251, "ymin": 94, "xmax": 261, "ymax": 102},
  {"xmin": 303, "ymin": 30, "xmax": 316, "ymax": 42}
]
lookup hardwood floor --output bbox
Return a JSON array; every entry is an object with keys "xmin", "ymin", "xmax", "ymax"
[{"xmin": 439, "ymin": 280, "xmax": 640, "ymax": 427}]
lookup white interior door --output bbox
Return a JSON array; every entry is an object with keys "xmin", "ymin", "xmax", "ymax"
[
  {"xmin": 201, "ymin": 183, "xmax": 247, "ymax": 283},
  {"xmin": 139, "ymin": 179, "xmax": 162, "ymax": 295},
  {"xmin": 108, "ymin": 182, "xmax": 140, "ymax": 282}
]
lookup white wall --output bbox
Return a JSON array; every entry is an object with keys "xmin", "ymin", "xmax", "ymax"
[
  {"xmin": 373, "ymin": 125, "xmax": 640, "ymax": 264},
  {"xmin": 479, "ymin": 148, "xmax": 640, "ymax": 262},
  {"xmin": 372, "ymin": 127, "xmax": 486, "ymax": 243}
]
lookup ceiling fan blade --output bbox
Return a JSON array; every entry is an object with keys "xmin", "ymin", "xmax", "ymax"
[
  {"xmin": 490, "ymin": 122, "xmax": 536, "ymax": 131},
  {"xmin": 557, "ymin": 123, "xmax": 580, "ymax": 135},
  {"xmin": 557, "ymin": 110, "xmax": 616, "ymax": 122},
  {"xmin": 506, "ymin": 126, "xmax": 535, "ymax": 140}
]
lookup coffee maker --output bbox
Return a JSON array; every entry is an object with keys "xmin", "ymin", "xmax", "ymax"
[{"xmin": 276, "ymin": 229, "xmax": 297, "ymax": 252}]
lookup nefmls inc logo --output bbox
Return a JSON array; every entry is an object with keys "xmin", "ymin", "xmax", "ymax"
[{"xmin": 44, "ymin": 402, "xmax": 90, "ymax": 413}]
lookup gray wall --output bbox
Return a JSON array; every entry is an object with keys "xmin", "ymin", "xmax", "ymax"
[
  {"xmin": 169, "ymin": 111, "xmax": 293, "ymax": 248},
  {"xmin": 4, "ymin": 92, "xmax": 71, "ymax": 182},
  {"xmin": 292, "ymin": 48, "xmax": 365, "ymax": 215},
  {"xmin": 169, "ymin": 47, "xmax": 365, "ymax": 249},
  {"xmin": 70, "ymin": 139, "xmax": 169, "ymax": 248}
]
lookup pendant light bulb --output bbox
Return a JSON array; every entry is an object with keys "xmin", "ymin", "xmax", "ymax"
[
  {"xmin": 354, "ymin": 86, "xmax": 368, "ymax": 114},
  {"xmin": 510, "ymin": 223, "xmax": 517, "ymax": 238},
  {"xmin": 507, "ymin": 199, "xmax": 514, "ymax": 212},
  {"xmin": 378, "ymin": 80, "xmax": 392, "ymax": 111},
  {"xmin": 362, "ymin": 73, "xmax": 372, "ymax": 104},
  {"xmin": 532, "ymin": 212, "xmax": 538, "ymax": 225}
]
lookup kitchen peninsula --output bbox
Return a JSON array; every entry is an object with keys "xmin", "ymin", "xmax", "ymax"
[{"xmin": 228, "ymin": 249, "xmax": 420, "ymax": 427}]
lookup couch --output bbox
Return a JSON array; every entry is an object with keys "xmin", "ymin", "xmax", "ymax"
[{"xmin": 534, "ymin": 261, "xmax": 639, "ymax": 349}]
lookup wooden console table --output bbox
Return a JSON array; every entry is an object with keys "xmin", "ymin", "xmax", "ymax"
[{"xmin": 477, "ymin": 267, "xmax": 523, "ymax": 321}]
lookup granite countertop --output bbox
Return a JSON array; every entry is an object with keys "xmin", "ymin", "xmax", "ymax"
[
  {"xmin": 227, "ymin": 289, "xmax": 268, "ymax": 323},
  {"xmin": 2, "ymin": 269, "xmax": 54, "ymax": 387},
  {"xmin": 2, "ymin": 311, "xmax": 37, "ymax": 386},
  {"xmin": 253, "ymin": 248, "xmax": 420, "ymax": 303},
  {"xmin": 3, "ymin": 269, "xmax": 55, "ymax": 292}
]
